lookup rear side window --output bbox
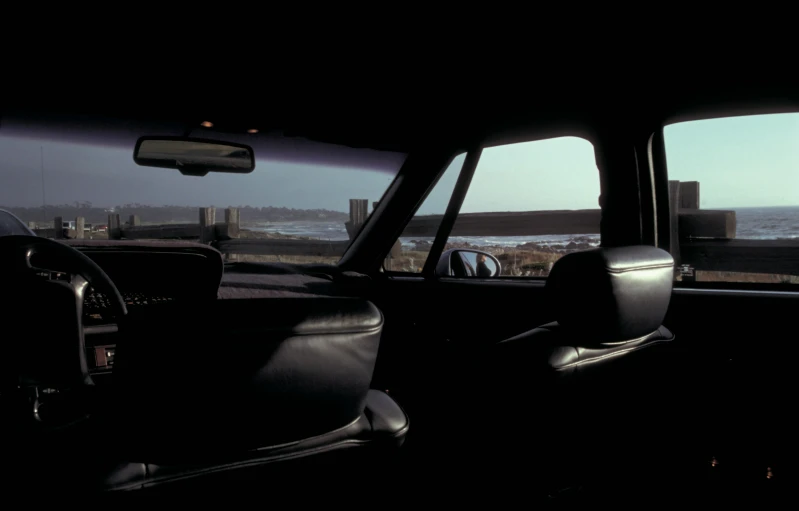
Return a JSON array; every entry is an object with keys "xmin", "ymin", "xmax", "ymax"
[{"xmin": 663, "ymin": 112, "xmax": 799, "ymax": 286}]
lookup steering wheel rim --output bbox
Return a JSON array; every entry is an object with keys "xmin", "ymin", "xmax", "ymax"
[
  {"xmin": 0, "ymin": 235, "xmax": 127, "ymax": 318},
  {"xmin": 0, "ymin": 235, "xmax": 127, "ymax": 391}
]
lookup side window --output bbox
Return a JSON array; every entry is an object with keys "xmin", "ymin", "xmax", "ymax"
[
  {"xmin": 446, "ymin": 137, "xmax": 600, "ymax": 278},
  {"xmin": 663, "ymin": 113, "xmax": 799, "ymax": 286},
  {"xmin": 384, "ymin": 154, "xmax": 466, "ymax": 272},
  {"xmin": 386, "ymin": 137, "xmax": 601, "ymax": 277}
]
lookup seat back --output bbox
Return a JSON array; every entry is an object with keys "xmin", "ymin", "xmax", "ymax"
[
  {"xmin": 111, "ymin": 297, "xmax": 384, "ymax": 460},
  {"xmin": 496, "ymin": 245, "xmax": 674, "ymax": 374},
  {"xmin": 474, "ymin": 246, "xmax": 676, "ymax": 492}
]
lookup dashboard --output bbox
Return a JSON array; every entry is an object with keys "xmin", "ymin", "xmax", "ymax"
[
  {"xmin": 57, "ymin": 240, "xmax": 225, "ymax": 375},
  {"xmin": 16, "ymin": 239, "xmax": 346, "ymax": 385}
]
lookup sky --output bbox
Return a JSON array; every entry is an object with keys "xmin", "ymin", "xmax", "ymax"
[
  {"xmin": 0, "ymin": 135, "xmax": 403, "ymax": 212},
  {"xmin": 0, "ymin": 113, "xmax": 796, "ymax": 213},
  {"xmin": 664, "ymin": 112, "xmax": 799, "ymax": 208}
]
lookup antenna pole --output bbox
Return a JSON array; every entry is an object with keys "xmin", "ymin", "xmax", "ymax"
[{"xmin": 40, "ymin": 146, "xmax": 47, "ymax": 221}]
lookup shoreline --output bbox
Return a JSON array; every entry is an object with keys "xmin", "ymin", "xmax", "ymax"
[{"xmin": 60, "ymin": 227, "xmax": 799, "ymax": 284}]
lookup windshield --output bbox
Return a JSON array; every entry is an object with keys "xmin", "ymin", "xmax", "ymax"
[{"xmin": 0, "ymin": 115, "xmax": 407, "ymax": 264}]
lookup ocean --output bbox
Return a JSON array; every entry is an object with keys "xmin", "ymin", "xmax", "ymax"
[{"xmin": 245, "ymin": 206, "xmax": 799, "ymax": 249}]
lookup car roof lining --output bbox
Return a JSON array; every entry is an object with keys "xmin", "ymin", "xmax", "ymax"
[{"xmin": 5, "ymin": 79, "xmax": 797, "ymax": 153}]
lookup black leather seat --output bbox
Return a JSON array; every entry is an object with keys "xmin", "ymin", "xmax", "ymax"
[
  {"xmin": 81, "ymin": 297, "xmax": 409, "ymax": 493},
  {"xmin": 460, "ymin": 246, "xmax": 677, "ymax": 495},
  {"xmin": 495, "ymin": 245, "xmax": 675, "ymax": 376}
]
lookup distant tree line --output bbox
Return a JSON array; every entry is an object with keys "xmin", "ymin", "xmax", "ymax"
[{"xmin": 2, "ymin": 204, "xmax": 349, "ymax": 226}]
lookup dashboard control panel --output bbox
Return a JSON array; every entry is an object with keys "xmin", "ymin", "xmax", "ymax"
[
  {"xmin": 85, "ymin": 289, "xmax": 176, "ymax": 309},
  {"xmin": 83, "ymin": 289, "xmax": 176, "ymax": 324}
]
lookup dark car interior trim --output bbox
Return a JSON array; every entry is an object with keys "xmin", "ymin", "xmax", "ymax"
[{"xmin": 4, "ymin": 76, "xmax": 798, "ymax": 501}]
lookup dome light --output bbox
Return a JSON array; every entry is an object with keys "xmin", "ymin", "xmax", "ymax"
[
  {"xmin": 247, "ymin": 129, "xmax": 258, "ymax": 134},
  {"xmin": 200, "ymin": 121, "xmax": 213, "ymax": 128}
]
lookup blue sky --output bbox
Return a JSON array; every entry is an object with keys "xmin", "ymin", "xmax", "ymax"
[
  {"xmin": 664, "ymin": 112, "xmax": 798, "ymax": 208},
  {"xmin": 0, "ymin": 113, "xmax": 796, "ymax": 212},
  {"xmin": 0, "ymin": 135, "xmax": 402, "ymax": 211},
  {"xmin": 415, "ymin": 137, "xmax": 600, "ymax": 215}
]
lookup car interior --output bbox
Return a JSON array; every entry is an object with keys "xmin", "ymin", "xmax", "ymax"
[{"xmin": 1, "ymin": 79, "xmax": 796, "ymax": 503}]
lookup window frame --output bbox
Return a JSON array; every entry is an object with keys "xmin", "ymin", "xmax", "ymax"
[
  {"xmin": 379, "ymin": 149, "xmax": 477, "ymax": 277},
  {"xmin": 420, "ymin": 148, "xmax": 482, "ymax": 277}
]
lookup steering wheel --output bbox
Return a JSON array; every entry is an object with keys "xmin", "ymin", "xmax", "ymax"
[{"xmin": 0, "ymin": 235, "xmax": 126, "ymax": 391}]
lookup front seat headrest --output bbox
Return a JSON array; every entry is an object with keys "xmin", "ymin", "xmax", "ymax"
[{"xmin": 545, "ymin": 246, "xmax": 674, "ymax": 342}]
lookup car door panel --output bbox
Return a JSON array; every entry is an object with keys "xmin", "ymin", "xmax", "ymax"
[{"xmin": 370, "ymin": 276, "xmax": 551, "ymax": 417}]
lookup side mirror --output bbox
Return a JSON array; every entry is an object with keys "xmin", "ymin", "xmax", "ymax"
[{"xmin": 435, "ymin": 249, "xmax": 501, "ymax": 278}]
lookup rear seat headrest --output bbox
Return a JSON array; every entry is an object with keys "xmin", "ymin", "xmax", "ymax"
[{"xmin": 545, "ymin": 246, "xmax": 674, "ymax": 342}]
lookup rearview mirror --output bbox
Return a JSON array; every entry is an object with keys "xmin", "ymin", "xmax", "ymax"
[
  {"xmin": 133, "ymin": 137, "xmax": 255, "ymax": 176},
  {"xmin": 435, "ymin": 249, "xmax": 501, "ymax": 278}
]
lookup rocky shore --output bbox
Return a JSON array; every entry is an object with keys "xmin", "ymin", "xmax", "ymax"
[
  {"xmin": 397, "ymin": 236, "xmax": 598, "ymax": 276},
  {"xmin": 64, "ymin": 228, "xmax": 798, "ymax": 284},
  {"xmin": 407, "ymin": 235, "xmax": 597, "ymax": 254}
]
